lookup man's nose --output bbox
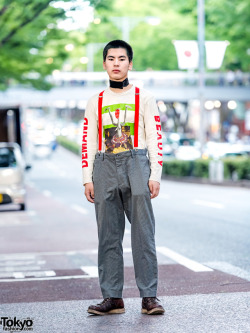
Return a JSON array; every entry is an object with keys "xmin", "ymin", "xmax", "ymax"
[{"xmin": 114, "ymin": 59, "xmax": 119, "ymax": 66}]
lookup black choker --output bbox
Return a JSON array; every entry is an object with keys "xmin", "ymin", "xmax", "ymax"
[{"xmin": 110, "ymin": 78, "xmax": 129, "ymax": 89}]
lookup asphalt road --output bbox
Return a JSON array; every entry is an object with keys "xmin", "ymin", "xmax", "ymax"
[{"xmin": 0, "ymin": 146, "xmax": 249, "ymax": 333}]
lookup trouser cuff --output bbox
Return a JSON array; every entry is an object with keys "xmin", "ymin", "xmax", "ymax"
[
  {"xmin": 140, "ymin": 290, "xmax": 157, "ymax": 298},
  {"xmin": 102, "ymin": 291, "xmax": 123, "ymax": 298}
]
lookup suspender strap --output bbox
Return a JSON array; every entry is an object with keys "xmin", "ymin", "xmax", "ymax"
[
  {"xmin": 98, "ymin": 91, "xmax": 104, "ymax": 151},
  {"xmin": 134, "ymin": 87, "xmax": 140, "ymax": 148},
  {"xmin": 98, "ymin": 87, "xmax": 139, "ymax": 151}
]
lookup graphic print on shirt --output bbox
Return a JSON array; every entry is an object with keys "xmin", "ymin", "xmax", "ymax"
[{"xmin": 102, "ymin": 103, "xmax": 135, "ymax": 154}]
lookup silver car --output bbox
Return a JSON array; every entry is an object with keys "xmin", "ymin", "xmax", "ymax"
[{"xmin": 0, "ymin": 143, "xmax": 30, "ymax": 211}]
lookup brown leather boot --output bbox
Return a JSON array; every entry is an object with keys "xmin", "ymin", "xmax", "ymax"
[
  {"xmin": 141, "ymin": 297, "xmax": 165, "ymax": 315},
  {"xmin": 87, "ymin": 298, "xmax": 125, "ymax": 315}
]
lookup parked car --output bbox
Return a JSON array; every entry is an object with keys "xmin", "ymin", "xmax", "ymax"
[
  {"xmin": 0, "ymin": 143, "xmax": 30, "ymax": 211},
  {"xmin": 203, "ymin": 142, "xmax": 250, "ymax": 159},
  {"xmin": 174, "ymin": 145, "xmax": 201, "ymax": 160}
]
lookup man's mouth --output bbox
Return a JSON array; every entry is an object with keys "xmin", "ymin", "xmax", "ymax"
[{"xmin": 113, "ymin": 70, "xmax": 120, "ymax": 73}]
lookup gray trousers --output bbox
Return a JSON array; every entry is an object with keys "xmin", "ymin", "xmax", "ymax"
[{"xmin": 93, "ymin": 149, "xmax": 158, "ymax": 298}]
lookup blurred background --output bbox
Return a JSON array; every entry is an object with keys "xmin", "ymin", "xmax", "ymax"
[
  {"xmin": 0, "ymin": 0, "xmax": 250, "ymax": 313},
  {"xmin": 1, "ymin": 0, "xmax": 250, "ymax": 191}
]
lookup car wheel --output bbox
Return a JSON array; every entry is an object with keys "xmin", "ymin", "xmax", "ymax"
[{"xmin": 20, "ymin": 203, "xmax": 26, "ymax": 211}]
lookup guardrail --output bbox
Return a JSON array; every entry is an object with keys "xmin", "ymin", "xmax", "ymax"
[{"xmin": 49, "ymin": 71, "xmax": 250, "ymax": 88}]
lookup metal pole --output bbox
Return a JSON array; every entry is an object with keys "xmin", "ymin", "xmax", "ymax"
[
  {"xmin": 122, "ymin": 17, "xmax": 130, "ymax": 42},
  {"xmin": 198, "ymin": 0, "xmax": 205, "ymax": 152},
  {"xmin": 86, "ymin": 44, "xmax": 94, "ymax": 72}
]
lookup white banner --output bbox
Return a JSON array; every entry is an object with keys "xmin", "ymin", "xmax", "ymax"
[
  {"xmin": 173, "ymin": 40, "xmax": 199, "ymax": 69},
  {"xmin": 174, "ymin": 40, "xmax": 229, "ymax": 70},
  {"xmin": 205, "ymin": 41, "xmax": 230, "ymax": 69}
]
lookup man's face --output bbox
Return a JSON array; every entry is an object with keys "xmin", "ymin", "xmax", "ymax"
[{"xmin": 103, "ymin": 47, "xmax": 133, "ymax": 81}]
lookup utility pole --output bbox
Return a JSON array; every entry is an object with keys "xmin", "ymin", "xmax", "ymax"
[
  {"xmin": 86, "ymin": 43, "xmax": 105, "ymax": 72},
  {"xmin": 110, "ymin": 17, "xmax": 143, "ymax": 43},
  {"xmin": 110, "ymin": 17, "xmax": 160, "ymax": 43},
  {"xmin": 198, "ymin": 0, "xmax": 206, "ymax": 152}
]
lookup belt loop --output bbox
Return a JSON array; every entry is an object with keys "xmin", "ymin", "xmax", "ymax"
[
  {"xmin": 102, "ymin": 152, "xmax": 104, "ymax": 160},
  {"xmin": 130, "ymin": 149, "xmax": 134, "ymax": 158}
]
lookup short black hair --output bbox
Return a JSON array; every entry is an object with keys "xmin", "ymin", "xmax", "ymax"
[{"xmin": 103, "ymin": 40, "xmax": 133, "ymax": 62}]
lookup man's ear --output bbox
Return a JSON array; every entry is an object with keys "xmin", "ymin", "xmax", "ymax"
[
  {"xmin": 129, "ymin": 61, "xmax": 133, "ymax": 71},
  {"xmin": 103, "ymin": 61, "xmax": 106, "ymax": 70}
]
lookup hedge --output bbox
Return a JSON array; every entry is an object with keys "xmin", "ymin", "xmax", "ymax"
[
  {"xmin": 223, "ymin": 157, "xmax": 250, "ymax": 180},
  {"xmin": 163, "ymin": 157, "xmax": 250, "ymax": 180},
  {"xmin": 57, "ymin": 136, "xmax": 250, "ymax": 180},
  {"xmin": 56, "ymin": 136, "xmax": 81, "ymax": 155}
]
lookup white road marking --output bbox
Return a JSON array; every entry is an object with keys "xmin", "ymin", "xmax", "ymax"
[
  {"xmin": 27, "ymin": 210, "xmax": 37, "ymax": 216},
  {"xmin": 0, "ymin": 251, "xmax": 87, "ymax": 259},
  {"xmin": 204, "ymin": 261, "xmax": 250, "ymax": 281},
  {"xmin": 0, "ymin": 254, "xmax": 36, "ymax": 260},
  {"xmin": 13, "ymin": 272, "xmax": 25, "ymax": 279},
  {"xmin": 81, "ymin": 266, "xmax": 98, "ymax": 278},
  {"xmin": 0, "ymin": 270, "xmax": 56, "ymax": 280},
  {"xmin": 0, "ymin": 246, "xmax": 215, "ymax": 282},
  {"xmin": 26, "ymin": 181, "xmax": 35, "ymax": 188},
  {"xmin": 157, "ymin": 246, "xmax": 213, "ymax": 272},
  {"xmin": 0, "ymin": 274, "xmax": 96, "ymax": 282},
  {"xmin": 1, "ymin": 266, "xmax": 42, "ymax": 272},
  {"xmin": 0, "ymin": 247, "xmax": 213, "ymax": 274},
  {"xmin": 159, "ymin": 193, "xmax": 170, "ymax": 199},
  {"xmin": 0, "ymin": 220, "xmax": 31, "ymax": 227},
  {"xmin": 193, "ymin": 199, "xmax": 224, "ymax": 209},
  {"xmin": 43, "ymin": 190, "xmax": 52, "ymax": 197},
  {"xmin": 0, "ymin": 260, "xmax": 38, "ymax": 266},
  {"xmin": 71, "ymin": 204, "xmax": 89, "ymax": 215},
  {"xmin": 60, "ymin": 172, "xmax": 66, "ymax": 177}
]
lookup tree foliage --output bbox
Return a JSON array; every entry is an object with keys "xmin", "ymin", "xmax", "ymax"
[
  {"xmin": 0, "ymin": 0, "xmax": 249, "ymax": 90},
  {"xmin": 205, "ymin": 0, "xmax": 250, "ymax": 71},
  {"xmin": 87, "ymin": 0, "xmax": 250, "ymax": 71},
  {"xmin": 0, "ymin": 0, "xmax": 109, "ymax": 90}
]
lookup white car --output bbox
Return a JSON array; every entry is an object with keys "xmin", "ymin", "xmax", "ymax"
[
  {"xmin": 175, "ymin": 145, "xmax": 201, "ymax": 160},
  {"xmin": 0, "ymin": 143, "xmax": 30, "ymax": 210}
]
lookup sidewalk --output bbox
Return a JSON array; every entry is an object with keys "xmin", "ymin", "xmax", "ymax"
[{"xmin": 1, "ymin": 292, "xmax": 249, "ymax": 333}]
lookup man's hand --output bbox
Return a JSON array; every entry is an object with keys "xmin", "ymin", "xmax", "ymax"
[
  {"xmin": 148, "ymin": 180, "xmax": 160, "ymax": 199},
  {"xmin": 84, "ymin": 182, "xmax": 95, "ymax": 203}
]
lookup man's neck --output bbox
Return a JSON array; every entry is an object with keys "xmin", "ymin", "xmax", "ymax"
[{"xmin": 109, "ymin": 84, "xmax": 133, "ymax": 94}]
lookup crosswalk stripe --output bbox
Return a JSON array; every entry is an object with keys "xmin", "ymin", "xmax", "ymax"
[{"xmin": 157, "ymin": 246, "xmax": 213, "ymax": 272}]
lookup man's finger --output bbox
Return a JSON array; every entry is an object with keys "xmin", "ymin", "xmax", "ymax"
[
  {"xmin": 149, "ymin": 184, "xmax": 159, "ymax": 199},
  {"xmin": 149, "ymin": 184, "xmax": 156, "ymax": 199},
  {"xmin": 151, "ymin": 189, "xmax": 157, "ymax": 199},
  {"xmin": 85, "ymin": 189, "xmax": 94, "ymax": 203}
]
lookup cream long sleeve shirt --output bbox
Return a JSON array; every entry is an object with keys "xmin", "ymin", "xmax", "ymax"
[{"xmin": 82, "ymin": 85, "xmax": 163, "ymax": 185}]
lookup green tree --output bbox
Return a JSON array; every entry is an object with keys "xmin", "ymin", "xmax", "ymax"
[
  {"xmin": 0, "ymin": 0, "xmax": 111, "ymax": 90},
  {"xmin": 87, "ymin": 0, "xmax": 250, "ymax": 72},
  {"xmin": 205, "ymin": 0, "xmax": 250, "ymax": 71},
  {"xmin": 86, "ymin": 0, "xmax": 197, "ymax": 71}
]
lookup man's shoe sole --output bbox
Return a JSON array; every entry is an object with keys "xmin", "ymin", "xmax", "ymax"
[
  {"xmin": 141, "ymin": 308, "xmax": 165, "ymax": 315},
  {"xmin": 88, "ymin": 308, "xmax": 125, "ymax": 316}
]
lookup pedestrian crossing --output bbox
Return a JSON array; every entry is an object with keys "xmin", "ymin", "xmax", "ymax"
[
  {"xmin": 0, "ymin": 247, "xmax": 213, "ymax": 282},
  {"xmin": 1, "ymin": 247, "xmax": 249, "ymax": 283}
]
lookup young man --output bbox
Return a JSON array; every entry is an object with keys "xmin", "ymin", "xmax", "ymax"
[{"xmin": 82, "ymin": 40, "xmax": 164, "ymax": 315}]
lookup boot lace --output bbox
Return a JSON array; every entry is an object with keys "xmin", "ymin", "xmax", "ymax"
[
  {"xmin": 97, "ymin": 298, "xmax": 111, "ymax": 305},
  {"xmin": 145, "ymin": 297, "xmax": 160, "ymax": 304}
]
